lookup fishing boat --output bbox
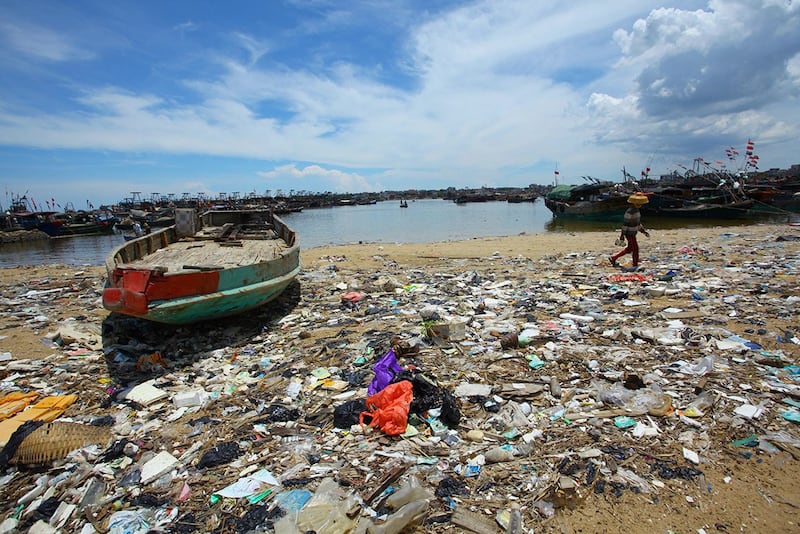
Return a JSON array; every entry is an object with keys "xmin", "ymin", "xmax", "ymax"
[
  {"xmin": 544, "ymin": 181, "xmax": 631, "ymax": 220},
  {"xmin": 102, "ymin": 209, "xmax": 300, "ymax": 324},
  {"xmin": 645, "ymin": 198, "xmax": 754, "ymax": 219},
  {"xmin": 641, "ymin": 174, "xmax": 755, "ymax": 219},
  {"xmin": 38, "ymin": 211, "xmax": 117, "ymax": 237}
]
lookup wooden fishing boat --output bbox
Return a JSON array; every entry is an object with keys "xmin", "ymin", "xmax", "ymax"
[
  {"xmin": 646, "ymin": 198, "xmax": 754, "ymax": 219},
  {"xmin": 544, "ymin": 182, "xmax": 630, "ymax": 221},
  {"xmin": 102, "ymin": 209, "xmax": 300, "ymax": 324}
]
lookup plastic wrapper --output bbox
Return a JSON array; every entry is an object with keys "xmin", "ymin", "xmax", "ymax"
[
  {"xmin": 360, "ymin": 380, "xmax": 413, "ymax": 436},
  {"xmin": 368, "ymin": 349, "xmax": 403, "ymax": 395}
]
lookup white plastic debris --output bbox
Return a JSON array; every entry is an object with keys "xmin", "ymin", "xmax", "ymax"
[
  {"xmin": 124, "ymin": 380, "xmax": 169, "ymax": 406},
  {"xmin": 140, "ymin": 451, "xmax": 180, "ymax": 484}
]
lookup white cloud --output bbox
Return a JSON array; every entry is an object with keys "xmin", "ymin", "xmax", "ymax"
[
  {"xmin": 0, "ymin": 19, "xmax": 94, "ymax": 62},
  {"xmin": 258, "ymin": 164, "xmax": 377, "ymax": 192},
  {"xmin": 589, "ymin": 0, "xmax": 800, "ymax": 158}
]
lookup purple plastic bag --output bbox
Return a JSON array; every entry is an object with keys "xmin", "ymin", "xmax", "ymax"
[{"xmin": 368, "ymin": 349, "xmax": 403, "ymax": 395}]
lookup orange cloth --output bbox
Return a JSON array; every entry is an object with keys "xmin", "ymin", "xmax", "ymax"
[
  {"xmin": 0, "ymin": 394, "xmax": 78, "ymax": 447},
  {"xmin": 0, "ymin": 392, "xmax": 39, "ymax": 420}
]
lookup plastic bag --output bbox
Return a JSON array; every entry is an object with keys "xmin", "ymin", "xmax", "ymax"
[
  {"xmin": 360, "ymin": 380, "xmax": 413, "ymax": 436},
  {"xmin": 367, "ymin": 349, "xmax": 403, "ymax": 395},
  {"xmin": 274, "ymin": 478, "xmax": 359, "ymax": 534},
  {"xmin": 333, "ymin": 398, "xmax": 366, "ymax": 428},
  {"xmin": 393, "ymin": 370, "xmax": 461, "ymax": 428},
  {"xmin": 197, "ymin": 441, "xmax": 241, "ymax": 468},
  {"xmin": 385, "ymin": 476, "xmax": 433, "ymax": 510}
]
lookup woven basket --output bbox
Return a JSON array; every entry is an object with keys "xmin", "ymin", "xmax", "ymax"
[{"xmin": 11, "ymin": 422, "xmax": 111, "ymax": 465}]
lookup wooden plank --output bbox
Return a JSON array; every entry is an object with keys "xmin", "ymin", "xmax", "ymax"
[{"xmin": 362, "ymin": 464, "xmax": 408, "ymax": 506}]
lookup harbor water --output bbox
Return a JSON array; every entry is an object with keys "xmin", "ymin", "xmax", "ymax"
[{"xmin": 0, "ymin": 198, "xmax": 794, "ymax": 268}]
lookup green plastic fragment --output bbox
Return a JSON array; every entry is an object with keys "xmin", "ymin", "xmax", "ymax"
[
  {"xmin": 781, "ymin": 410, "xmax": 800, "ymax": 423},
  {"xmin": 730, "ymin": 434, "xmax": 758, "ymax": 447},
  {"xmin": 613, "ymin": 416, "xmax": 636, "ymax": 428},
  {"xmin": 247, "ymin": 489, "xmax": 273, "ymax": 504}
]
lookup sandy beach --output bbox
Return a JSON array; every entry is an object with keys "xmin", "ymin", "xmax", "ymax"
[
  {"xmin": 0, "ymin": 221, "xmax": 798, "ymax": 533},
  {"xmin": 301, "ymin": 223, "xmax": 793, "ymax": 270}
]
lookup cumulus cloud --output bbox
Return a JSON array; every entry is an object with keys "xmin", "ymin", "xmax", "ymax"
[
  {"xmin": 590, "ymin": 0, "xmax": 800, "ymax": 157},
  {"xmin": 258, "ymin": 163, "xmax": 378, "ymax": 192}
]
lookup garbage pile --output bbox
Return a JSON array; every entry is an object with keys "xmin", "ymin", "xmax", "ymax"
[{"xmin": 0, "ymin": 230, "xmax": 798, "ymax": 533}]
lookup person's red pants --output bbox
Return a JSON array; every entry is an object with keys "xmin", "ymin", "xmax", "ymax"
[{"xmin": 612, "ymin": 234, "xmax": 639, "ymax": 265}]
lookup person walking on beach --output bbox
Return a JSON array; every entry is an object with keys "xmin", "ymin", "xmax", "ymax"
[{"xmin": 610, "ymin": 193, "xmax": 650, "ymax": 268}]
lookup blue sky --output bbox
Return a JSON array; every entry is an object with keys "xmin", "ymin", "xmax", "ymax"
[{"xmin": 1, "ymin": 0, "xmax": 799, "ymax": 210}]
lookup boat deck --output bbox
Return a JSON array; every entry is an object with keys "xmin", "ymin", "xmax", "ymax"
[{"xmin": 120, "ymin": 224, "xmax": 290, "ymax": 273}]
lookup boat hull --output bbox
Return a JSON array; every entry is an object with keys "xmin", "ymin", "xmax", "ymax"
[
  {"xmin": 643, "ymin": 200, "xmax": 754, "ymax": 219},
  {"xmin": 104, "ymin": 264, "xmax": 299, "ymax": 324},
  {"xmin": 54, "ymin": 221, "xmax": 116, "ymax": 236},
  {"xmin": 544, "ymin": 196, "xmax": 629, "ymax": 221}
]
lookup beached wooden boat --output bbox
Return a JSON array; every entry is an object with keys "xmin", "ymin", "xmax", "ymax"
[{"xmin": 102, "ymin": 209, "xmax": 300, "ymax": 324}]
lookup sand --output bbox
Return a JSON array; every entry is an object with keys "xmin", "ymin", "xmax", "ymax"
[{"xmin": 301, "ymin": 222, "xmax": 795, "ymax": 271}]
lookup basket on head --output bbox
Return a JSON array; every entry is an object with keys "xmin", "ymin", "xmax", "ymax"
[{"xmin": 627, "ymin": 193, "xmax": 649, "ymax": 206}]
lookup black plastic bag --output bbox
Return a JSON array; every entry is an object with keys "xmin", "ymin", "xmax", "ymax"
[
  {"xmin": 333, "ymin": 398, "xmax": 366, "ymax": 428},
  {"xmin": 197, "ymin": 441, "xmax": 241, "ymax": 468}
]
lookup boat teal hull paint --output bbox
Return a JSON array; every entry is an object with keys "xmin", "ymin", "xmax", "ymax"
[{"xmin": 142, "ymin": 264, "xmax": 300, "ymax": 324}]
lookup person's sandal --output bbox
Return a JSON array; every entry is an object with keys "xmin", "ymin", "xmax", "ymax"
[{"xmin": 609, "ymin": 257, "xmax": 617, "ymax": 267}]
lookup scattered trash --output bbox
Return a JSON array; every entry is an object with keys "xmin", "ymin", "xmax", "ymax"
[{"xmin": 0, "ymin": 229, "xmax": 798, "ymax": 532}]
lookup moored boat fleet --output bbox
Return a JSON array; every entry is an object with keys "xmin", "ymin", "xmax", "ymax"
[
  {"xmin": 0, "ymin": 197, "xmax": 117, "ymax": 237},
  {"xmin": 545, "ymin": 154, "xmax": 800, "ymax": 221}
]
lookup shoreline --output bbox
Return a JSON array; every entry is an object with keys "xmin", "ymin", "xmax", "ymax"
[
  {"xmin": 0, "ymin": 220, "xmax": 797, "ymax": 273},
  {"xmin": 300, "ymin": 220, "xmax": 799, "ymax": 272}
]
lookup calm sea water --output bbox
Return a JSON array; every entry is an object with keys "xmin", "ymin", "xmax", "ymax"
[{"xmin": 0, "ymin": 198, "xmax": 791, "ymax": 267}]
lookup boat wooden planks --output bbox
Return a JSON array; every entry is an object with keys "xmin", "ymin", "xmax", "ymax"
[{"xmin": 121, "ymin": 231, "xmax": 286, "ymax": 274}]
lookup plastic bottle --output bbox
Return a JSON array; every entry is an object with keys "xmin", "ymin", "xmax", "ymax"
[
  {"xmin": 372, "ymin": 499, "xmax": 430, "ymax": 534},
  {"xmin": 506, "ymin": 503, "xmax": 522, "ymax": 534},
  {"xmin": 681, "ymin": 390, "xmax": 717, "ymax": 417},
  {"xmin": 549, "ymin": 376, "xmax": 562, "ymax": 399},
  {"xmin": 559, "ymin": 313, "xmax": 595, "ymax": 323},
  {"xmin": 485, "ymin": 445, "xmax": 515, "ymax": 463}
]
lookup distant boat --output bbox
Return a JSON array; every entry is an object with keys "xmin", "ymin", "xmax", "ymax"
[
  {"xmin": 544, "ymin": 182, "xmax": 630, "ymax": 221},
  {"xmin": 545, "ymin": 177, "xmax": 757, "ymax": 220},
  {"xmin": 644, "ymin": 199, "xmax": 754, "ymax": 219},
  {"xmin": 454, "ymin": 193, "xmax": 494, "ymax": 204},
  {"xmin": 506, "ymin": 194, "xmax": 538, "ymax": 203},
  {"xmin": 400, "ymin": 199, "xmax": 408, "ymax": 208},
  {"xmin": 38, "ymin": 211, "xmax": 116, "ymax": 237},
  {"xmin": 102, "ymin": 209, "xmax": 300, "ymax": 324}
]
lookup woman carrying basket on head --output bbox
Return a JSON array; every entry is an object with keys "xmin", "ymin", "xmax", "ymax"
[{"xmin": 610, "ymin": 193, "xmax": 650, "ymax": 268}]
